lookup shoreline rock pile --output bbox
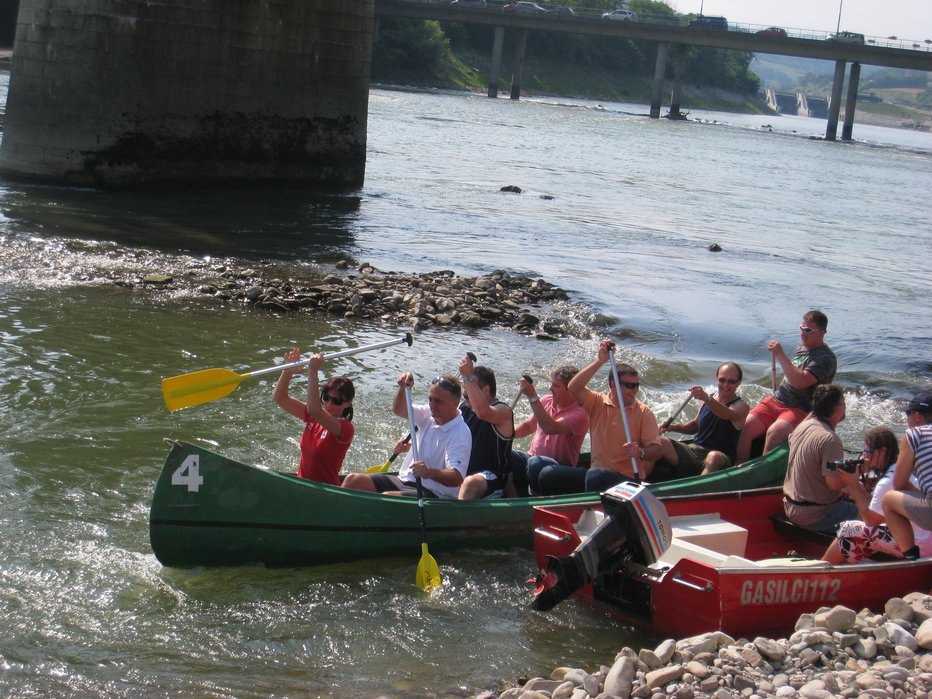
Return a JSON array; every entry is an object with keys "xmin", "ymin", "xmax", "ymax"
[
  {"xmin": 475, "ymin": 593, "xmax": 931, "ymax": 699},
  {"xmin": 137, "ymin": 261, "xmax": 593, "ymax": 339}
]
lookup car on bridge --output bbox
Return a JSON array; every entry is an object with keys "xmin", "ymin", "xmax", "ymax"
[
  {"xmin": 827, "ymin": 31, "xmax": 865, "ymax": 44},
  {"xmin": 601, "ymin": 9, "xmax": 638, "ymax": 22},
  {"xmin": 548, "ymin": 6, "xmax": 576, "ymax": 17},
  {"xmin": 688, "ymin": 15, "xmax": 728, "ymax": 30},
  {"xmin": 502, "ymin": 1, "xmax": 547, "ymax": 13},
  {"xmin": 756, "ymin": 26, "xmax": 787, "ymax": 38}
]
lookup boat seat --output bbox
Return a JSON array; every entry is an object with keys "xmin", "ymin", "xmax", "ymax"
[
  {"xmin": 768, "ymin": 513, "xmax": 836, "ymax": 545},
  {"xmin": 670, "ymin": 513, "xmax": 748, "ymax": 557},
  {"xmin": 574, "ymin": 509, "xmax": 606, "ymax": 538},
  {"xmin": 754, "ymin": 557, "xmax": 830, "ymax": 568},
  {"xmin": 655, "ymin": 538, "xmax": 732, "ymax": 568}
]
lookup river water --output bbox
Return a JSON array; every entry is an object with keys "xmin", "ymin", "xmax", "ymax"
[{"xmin": 1, "ymin": 69, "xmax": 930, "ymax": 697}]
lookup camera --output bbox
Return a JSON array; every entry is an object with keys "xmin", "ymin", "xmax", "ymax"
[{"xmin": 826, "ymin": 458, "xmax": 863, "ymax": 473}]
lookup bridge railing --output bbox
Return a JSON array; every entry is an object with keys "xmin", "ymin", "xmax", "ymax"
[{"xmin": 405, "ymin": 0, "xmax": 932, "ymax": 52}]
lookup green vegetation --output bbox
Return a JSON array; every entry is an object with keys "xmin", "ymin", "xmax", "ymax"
[{"xmin": 372, "ymin": 0, "xmax": 762, "ymax": 108}]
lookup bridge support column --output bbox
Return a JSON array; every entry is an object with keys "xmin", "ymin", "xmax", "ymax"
[
  {"xmin": 650, "ymin": 43, "xmax": 668, "ymax": 119},
  {"xmin": 825, "ymin": 59, "xmax": 846, "ymax": 141},
  {"xmin": 841, "ymin": 62, "xmax": 861, "ymax": 141},
  {"xmin": 509, "ymin": 29, "xmax": 528, "ymax": 101},
  {"xmin": 488, "ymin": 25, "xmax": 505, "ymax": 98},
  {"xmin": 668, "ymin": 45, "xmax": 687, "ymax": 119},
  {"xmin": 0, "ymin": 0, "xmax": 373, "ymax": 188}
]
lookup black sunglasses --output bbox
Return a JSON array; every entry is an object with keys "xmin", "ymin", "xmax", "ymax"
[
  {"xmin": 431, "ymin": 376, "xmax": 461, "ymax": 399},
  {"xmin": 322, "ymin": 393, "xmax": 347, "ymax": 406},
  {"xmin": 619, "ymin": 380, "xmax": 640, "ymax": 390}
]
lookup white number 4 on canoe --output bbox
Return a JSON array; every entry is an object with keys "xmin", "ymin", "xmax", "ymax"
[{"xmin": 171, "ymin": 454, "xmax": 204, "ymax": 492}]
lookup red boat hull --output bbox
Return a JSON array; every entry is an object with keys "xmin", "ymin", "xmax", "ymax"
[{"xmin": 533, "ymin": 488, "xmax": 932, "ymax": 637}]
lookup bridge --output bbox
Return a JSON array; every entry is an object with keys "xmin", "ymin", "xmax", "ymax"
[
  {"xmin": 375, "ymin": 0, "xmax": 932, "ymax": 141},
  {"xmin": 1, "ymin": 0, "xmax": 930, "ymax": 189}
]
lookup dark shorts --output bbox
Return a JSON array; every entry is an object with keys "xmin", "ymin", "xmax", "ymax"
[
  {"xmin": 369, "ymin": 474, "xmax": 439, "ymax": 498},
  {"xmin": 470, "ymin": 470, "xmax": 505, "ymax": 499}
]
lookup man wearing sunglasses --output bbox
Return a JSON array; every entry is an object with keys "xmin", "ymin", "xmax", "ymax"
[
  {"xmin": 656, "ymin": 361, "xmax": 750, "ymax": 478},
  {"xmin": 552, "ymin": 339, "xmax": 661, "ymax": 493},
  {"xmin": 342, "ymin": 372, "xmax": 472, "ymax": 498},
  {"xmin": 735, "ymin": 310, "xmax": 837, "ymax": 465}
]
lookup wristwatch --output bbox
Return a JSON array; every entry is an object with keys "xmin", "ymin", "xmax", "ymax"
[{"xmin": 463, "ymin": 375, "xmax": 475, "ymax": 383}]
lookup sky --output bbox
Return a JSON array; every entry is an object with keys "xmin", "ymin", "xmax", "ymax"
[{"xmin": 664, "ymin": 0, "xmax": 932, "ymax": 42}]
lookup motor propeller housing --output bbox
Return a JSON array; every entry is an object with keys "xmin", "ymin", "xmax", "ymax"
[{"xmin": 532, "ymin": 481, "xmax": 672, "ymax": 611}]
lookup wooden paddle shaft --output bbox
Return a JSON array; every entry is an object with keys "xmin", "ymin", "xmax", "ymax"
[{"xmin": 661, "ymin": 392, "xmax": 692, "ymax": 429}]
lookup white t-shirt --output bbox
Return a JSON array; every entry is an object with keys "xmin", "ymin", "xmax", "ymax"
[
  {"xmin": 869, "ymin": 469, "xmax": 932, "ymax": 556},
  {"xmin": 397, "ymin": 403, "xmax": 472, "ymax": 499}
]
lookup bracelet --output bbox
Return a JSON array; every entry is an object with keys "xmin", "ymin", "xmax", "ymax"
[
  {"xmin": 638, "ymin": 447, "xmax": 646, "ymax": 460},
  {"xmin": 463, "ymin": 375, "xmax": 475, "ymax": 383},
  {"xmin": 529, "ymin": 396, "xmax": 540, "ymax": 404}
]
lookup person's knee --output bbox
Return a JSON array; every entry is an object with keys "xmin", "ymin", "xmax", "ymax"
[
  {"xmin": 458, "ymin": 475, "xmax": 485, "ymax": 500},
  {"xmin": 881, "ymin": 489, "xmax": 903, "ymax": 516},
  {"xmin": 704, "ymin": 452, "xmax": 726, "ymax": 473}
]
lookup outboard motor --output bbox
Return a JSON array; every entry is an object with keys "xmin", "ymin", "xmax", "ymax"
[{"xmin": 532, "ymin": 481, "xmax": 672, "ymax": 611}]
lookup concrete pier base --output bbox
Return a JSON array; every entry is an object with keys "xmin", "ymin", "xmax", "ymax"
[
  {"xmin": 488, "ymin": 25, "xmax": 505, "ymax": 98},
  {"xmin": 0, "ymin": 0, "xmax": 373, "ymax": 189},
  {"xmin": 825, "ymin": 59, "xmax": 847, "ymax": 142},
  {"xmin": 649, "ymin": 43, "xmax": 668, "ymax": 119},
  {"xmin": 509, "ymin": 29, "xmax": 528, "ymax": 101},
  {"xmin": 668, "ymin": 46, "xmax": 687, "ymax": 119},
  {"xmin": 841, "ymin": 62, "xmax": 861, "ymax": 141}
]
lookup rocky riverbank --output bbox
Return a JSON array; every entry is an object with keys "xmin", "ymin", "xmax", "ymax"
[
  {"xmin": 131, "ymin": 259, "xmax": 598, "ymax": 339},
  {"xmin": 473, "ymin": 593, "xmax": 931, "ymax": 699}
]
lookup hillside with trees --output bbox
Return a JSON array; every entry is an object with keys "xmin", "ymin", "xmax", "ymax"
[{"xmin": 372, "ymin": 0, "xmax": 765, "ymax": 112}]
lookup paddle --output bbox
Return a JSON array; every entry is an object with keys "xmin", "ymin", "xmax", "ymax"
[
  {"xmin": 606, "ymin": 343, "xmax": 640, "ymax": 483},
  {"xmin": 511, "ymin": 374, "xmax": 533, "ymax": 410},
  {"xmin": 162, "ymin": 333, "xmax": 413, "ymax": 411},
  {"xmin": 364, "ymin": 433, "xmax": 412, "ymax": 474},
  {"xmin": 771, "ymin": 353, "xmax": 777, "ymax": 393},
  {"xmin": 405, "ymin": 385, "xmax": 442, "ymax": 593},
  {"xmin": 660, "ymin": 392, "xmax": 693, "ymax": 430}
]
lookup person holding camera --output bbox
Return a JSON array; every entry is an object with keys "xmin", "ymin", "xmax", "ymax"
[
  {"xmin": 782, "ymin": 383, "xmax": 858, "ymax": 533},
  {"xmin": 882, "ymin": 391, "xmax": 932, "ymax": 560},
  {"xmin": 822, "ymin": 427, "xmax": 931, "ymax": 562}
]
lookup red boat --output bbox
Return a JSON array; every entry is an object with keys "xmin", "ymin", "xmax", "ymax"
[{"xmin": 531, "ymin": 485, "xmax": 932, "ymax": 638}]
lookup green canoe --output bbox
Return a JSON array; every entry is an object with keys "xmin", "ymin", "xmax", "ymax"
[{"xmin": 149, "ymin": 440, "xmax": 788, "ymax": 568}]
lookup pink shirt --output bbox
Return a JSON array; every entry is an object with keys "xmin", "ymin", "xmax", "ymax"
[{"xmin": 527, "ymin": 394, "xmax": 589, "ymax": 466}]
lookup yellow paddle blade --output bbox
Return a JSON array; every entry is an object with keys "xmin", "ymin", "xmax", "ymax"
[
  {"xmin": 416, "ymin": 542, "xmax": 442, "ymax": 593},
  {"xmin": 364, "ymin": 459, "xmax": 393, "ymax": 474},
  {"xmin": 161, "ymin": 368, "xmax": 249, "ymax": 412}
]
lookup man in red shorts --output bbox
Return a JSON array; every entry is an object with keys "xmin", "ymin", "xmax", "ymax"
[{"xmin": 735, "ymin": 310, "xmax": 837, "ymax": 464}]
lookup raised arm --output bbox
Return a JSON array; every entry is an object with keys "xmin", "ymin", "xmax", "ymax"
[
  {"xmin": 393, "ymin": 372, "xmax": 415, "ymax": 418},
  {"xmin": 769, "ymin": 341, "xmax": 818, "ymax": 390},
  {"xmin": 273, "ymin": 347, "xmax": 308, "ymax": 420},
  {"xmin": 568, "ymin": 339, "xmax": 612, "ymax": 405},
  {"xmin": 459, "ymin": 356, "xmax": 514, "ymax": 438}
]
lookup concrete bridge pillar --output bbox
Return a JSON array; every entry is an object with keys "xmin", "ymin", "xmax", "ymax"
[
  {"xmin": 668, "ymin": 45, "xmax": 687, "ymax": 119},
  {"xmin": 0, "ymin": 0, "xmax": 374, "ymax": 188},
  {"xmin": 509, "ymin": 29, "xmax": 528, "ymax": 100},
  {"xmin": 825, "ymin": 59, "xmax": 847, "ymax": 141},
  {"xmin": 649, "ymin": 42, "xmax": 668, "ymax": 119},
  {"xmin": 488, "ymin": 25, "xmax": 505, "ymax": 99},
  {"xmin": 841, "ymin": 62, "xmax": 861, "ymax": 141}
]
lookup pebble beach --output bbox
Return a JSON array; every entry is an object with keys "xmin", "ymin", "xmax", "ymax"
[{"xmin": 472, "ymin": 593, "xmax": 932, "ymax": 699}]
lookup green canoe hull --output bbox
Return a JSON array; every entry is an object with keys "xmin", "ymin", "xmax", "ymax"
[{"xmin": 149, "ymin": 441, "xmax": 789, "ymax": 568}]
